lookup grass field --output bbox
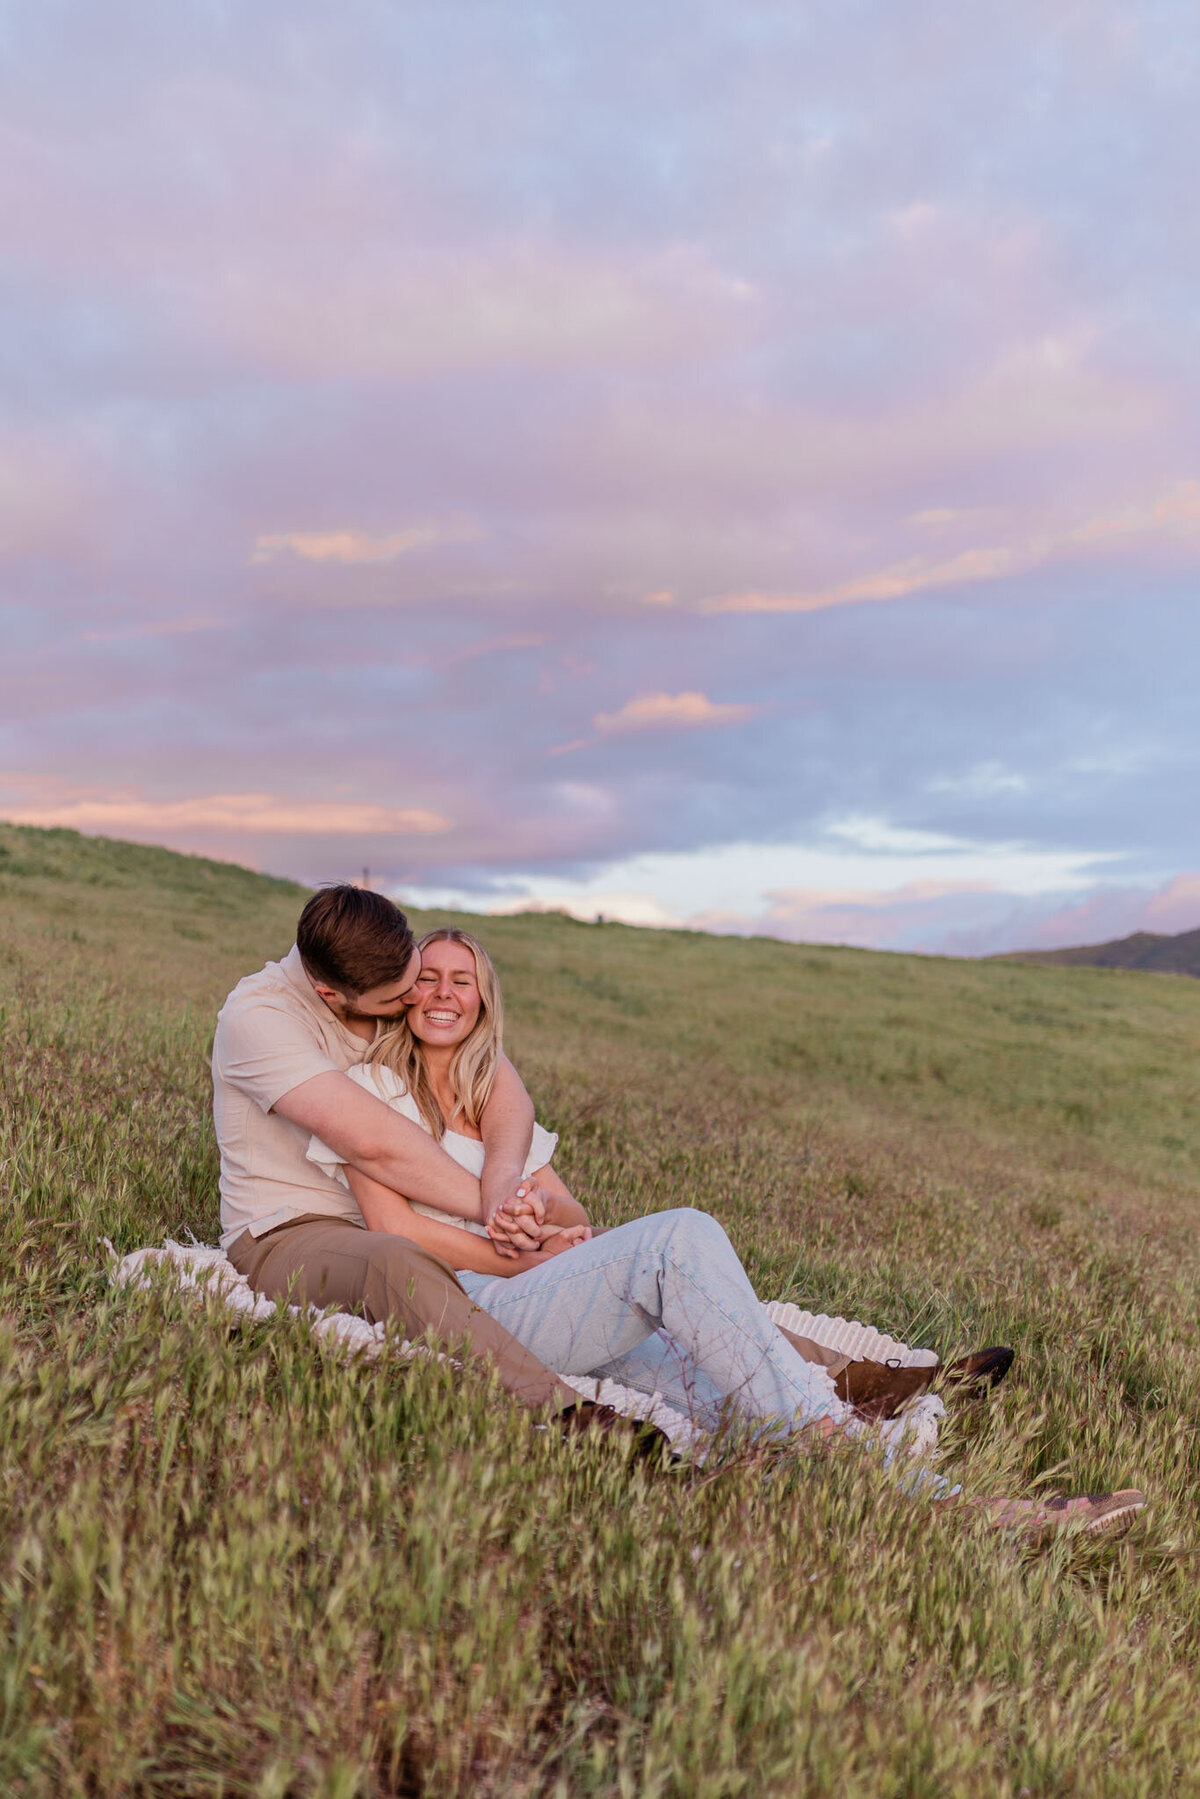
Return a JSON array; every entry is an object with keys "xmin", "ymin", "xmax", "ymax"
[{"xmin": 2, "ymin": 819, "xmax": 1198, "ymax": 1797}]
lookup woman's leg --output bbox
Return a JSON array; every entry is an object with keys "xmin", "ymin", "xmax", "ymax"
[
  {"xmin": 588, "ymin": 1330, "xmax": 732, "ymax": 1431},
  {"xmin": 459, "ymin": 1208, "xmax": 848, "ymax": 1436},
  {"xmin": 593, "ymin": 1329, "xmax": 842, "ymax": 1434}
]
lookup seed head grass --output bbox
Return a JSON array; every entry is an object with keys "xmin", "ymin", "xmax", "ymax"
[{"xmin": 1, "ymin": 821, "xmax": 1198, "ymax": 1795}]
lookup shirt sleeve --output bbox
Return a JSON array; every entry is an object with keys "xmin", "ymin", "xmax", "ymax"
[
  {"xmin": 347, "ymin": 1062, "xmax": 426, "ymax": 1124},
  {"xmin": 305, "ymin": 1130, "xmax": 351, "ymax": 1185},
  {"xmin": 306, "ymin": 1061, "xmax": 428, "ymax": 1179},
  {"xmin": 214, "ymin": 999, "xmax": 341, "ymax": 1114},
  {"xmin": 346, "ymin": 1062, "xmax": 407, "ymax": 1102},
  {"xmin": 524, "ymin": 1121, "xmax": 559, "ymax": 1175}
]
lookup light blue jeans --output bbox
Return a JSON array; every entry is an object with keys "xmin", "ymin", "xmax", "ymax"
[{"xmin": 458, "ymin": 1207, "xmax": 849, "ymax": 1439}]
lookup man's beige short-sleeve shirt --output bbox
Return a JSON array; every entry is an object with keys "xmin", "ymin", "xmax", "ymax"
[{"xmin": 212, "ymin": 944, "xmax": 372, "ymax": 1248}]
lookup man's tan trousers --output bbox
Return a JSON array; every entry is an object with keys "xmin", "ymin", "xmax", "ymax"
[{"xmin": 226, "ymin": 1214, "xmax": 580, "ymax": 1413}]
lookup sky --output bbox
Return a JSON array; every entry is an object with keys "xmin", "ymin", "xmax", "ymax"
[{"xmin": 2, "ymin": 0, "xmax": 1199, "ymax": 954}]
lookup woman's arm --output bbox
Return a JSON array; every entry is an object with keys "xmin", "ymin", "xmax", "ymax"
[
  {"xmin": 477, "ymin": 1056, "xmax": 535, "ymax": 1223},
  {"xmin": 529, "ymin": 1164, "xmax": 590, "ymax": 1230},
  {"xmin": 344, "ymin": 1166, "xmax": 549, "ymax": 1278}
]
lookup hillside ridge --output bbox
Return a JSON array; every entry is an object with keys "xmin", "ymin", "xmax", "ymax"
[
  {"xmin": 0, "ymin": 818, "xmax": 306, "ymax": 897},
  {"xmin": 998, "ymin": 922, "xmax": 1200, "ymax": 977}
]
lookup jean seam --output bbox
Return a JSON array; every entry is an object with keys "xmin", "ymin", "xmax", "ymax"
[{"xmin": 656, "ymin": 1241, "xmax": 841, "ymax": 1427}]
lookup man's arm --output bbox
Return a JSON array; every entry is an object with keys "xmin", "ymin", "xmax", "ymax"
[
  {"xmin": 342, "ymin": 1166, "xmax": 583, "ymax": 1277},
  {"xmin": 273, "ymin": 1071, "xmax": 485, "ymax": 1221},
  {"xmin": 477, "ymin": 1055, "xmax": 535, "ymax": 1224}
]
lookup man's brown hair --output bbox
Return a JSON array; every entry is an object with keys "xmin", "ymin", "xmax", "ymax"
[{"xmin": 296, "ymin": 885, "xmax": 416, "ymax": 997}]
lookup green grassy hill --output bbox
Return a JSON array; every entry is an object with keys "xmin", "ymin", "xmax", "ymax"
[{"xmin": 2, "ymin": 821, "xmax": 1198, "ymax": 1796}]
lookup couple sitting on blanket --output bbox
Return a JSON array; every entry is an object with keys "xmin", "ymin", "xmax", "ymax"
[{"xmin": 213, "ymin": 885, "xmax": 1145, "ymax": 1537}]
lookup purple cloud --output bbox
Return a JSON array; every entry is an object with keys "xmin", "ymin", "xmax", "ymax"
[{"xmin": 2, "ymin": 0, "xmax": 1200, "ymax": 951}]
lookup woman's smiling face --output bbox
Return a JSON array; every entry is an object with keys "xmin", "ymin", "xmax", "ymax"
[{"xmin": 406, "ymin": 937, "xmax": 482, "ymax": 1049}]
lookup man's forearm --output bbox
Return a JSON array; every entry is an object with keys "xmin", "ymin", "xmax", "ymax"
[
  {"xmin": 273, "ymin": 1071, "xmax": 485, "ymax": 1221},
  {"xmin": 352, "ymin": 1132, "xmax": 483, "ymax": 1221},
  {"xmin": 478, "ymin": 1055, "xmax": 535, "ymax": 1221}
]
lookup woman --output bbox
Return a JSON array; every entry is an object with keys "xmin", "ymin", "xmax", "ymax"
[{"xmin": 307, "ymin": 928, "xmax": 1145, "ymax": 1534}]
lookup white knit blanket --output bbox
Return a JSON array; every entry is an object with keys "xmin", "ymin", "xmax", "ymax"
[{"xmin": 109, "ymin": 1239, "xmax": 942, "ymax": 1459}]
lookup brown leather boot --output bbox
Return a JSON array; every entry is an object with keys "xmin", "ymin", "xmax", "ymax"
[
  {"xmin": 937, "ymin": 1346, "xmax": 1014, "ymax": 1390},
  {"xmin": 834, "ymin": 1359, "xmax": 934, "ymax": 1421},
  {"xmin": 836, "ymin": 1345, "xmax": 1017, "ymax": 1420}
]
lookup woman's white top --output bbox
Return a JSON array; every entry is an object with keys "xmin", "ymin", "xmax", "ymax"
[{"xmin": 305, "ymin": 1061, "xmax": 558, "ymax": 1242}]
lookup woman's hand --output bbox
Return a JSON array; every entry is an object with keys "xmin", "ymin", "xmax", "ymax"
[
  {"xmin": 488, "ymin": 1166, "xmax": 595, "ymax": 1257},
  {"xmin": 486, "ymin": 1182, "xmax": 550, "ymax": 1256},
  {"xmin": 488, "ymin": 1189, "xmax": 594, "ymax": 1260},
  {"xmin": 536, "ymin": 1223, "xmax": 593, "ymax": 1257}
]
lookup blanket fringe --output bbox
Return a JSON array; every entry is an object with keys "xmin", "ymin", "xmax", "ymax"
[{"xmin": 109, "ymin": 1240, "xmax": 941, "ymax": 1461}]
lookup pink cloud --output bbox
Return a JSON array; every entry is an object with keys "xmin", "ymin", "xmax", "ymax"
[
  {"xmin": 80, "ymin": 614, "xmax": 224, "ymax": 643},
  {"xmin": 594, "ymin": 691, "xmax": 756, "ymax": 731},
  {"xmin": 689, "ymin": 872, "xmax": 1200, "ymax": 959},
  {"xmin": 988, "ymin": 875, "xmax": 1200, "ymax": 954},
  {"xmin": 4, "ymin": 791, "xmax": 452, "ymax": 836},
  {"xmin": 1143, "ymin": 872, "xmax": 1200, "ymax": 930},
  {"xmin": 701, "ymin": 476, "xmax": 1200, "ymax": 617},
  {"xmin": 549, "ymin": 690, "xmax": 758, "ymax": 756},
  {"xmin": 1061, "ymin": 479, "xmax": 1200, "ymax": 548},
  {"xmin": 441, "ymin": 632, "xmax": 550, "ymax": 666},
  {"xmin": 703, "ymin": 546, "xmax": 1021, "ymax": 616},
  {"xmin": 692, "ymin": 880, "xmax": 1002, "ymax": 952},
  {"xmin": 251, "ymin": 523, "xmax": 477, "ymax": 566}
]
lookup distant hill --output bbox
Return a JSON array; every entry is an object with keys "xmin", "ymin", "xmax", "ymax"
[{"xmin": 999, "ymin": 924, "xmax": 1200, "ymax": 976}]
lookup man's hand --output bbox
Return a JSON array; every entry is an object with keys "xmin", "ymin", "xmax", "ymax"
[
  {"xmin": 486, "ymin": 1180, "xmax": 549, "ymax": 1256},
  {"xmin": 487, "ymin": 1182, "xmax": 598, "ymax": 1259},
  {"xmin": 489, "ymin": 1206, "xmax": 593, "ymax": 1262}
]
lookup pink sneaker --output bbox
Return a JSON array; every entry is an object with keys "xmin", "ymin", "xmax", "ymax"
[
  {"xmin": 971, "ymin": 1489, "xmax": 1147, "ymax": 1538},
  {"xmin": 1034, "ymin": 1490, "xmax": 1147, "ymax": 1539}
]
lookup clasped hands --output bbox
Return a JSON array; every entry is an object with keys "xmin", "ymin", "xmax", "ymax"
[{"xmin": 485, "ymin": 1181, "xmax": 592, "ymax": 1260}]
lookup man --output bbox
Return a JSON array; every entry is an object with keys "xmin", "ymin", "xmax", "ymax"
[{"xmin": 214, "ymin": 884, "xmax": 593, "ymax": 1423}]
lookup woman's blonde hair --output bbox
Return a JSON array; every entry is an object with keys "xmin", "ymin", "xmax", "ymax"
[{"xmin": 366, "ymin": 927, "xmax": 504, "ymax": 1139}]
